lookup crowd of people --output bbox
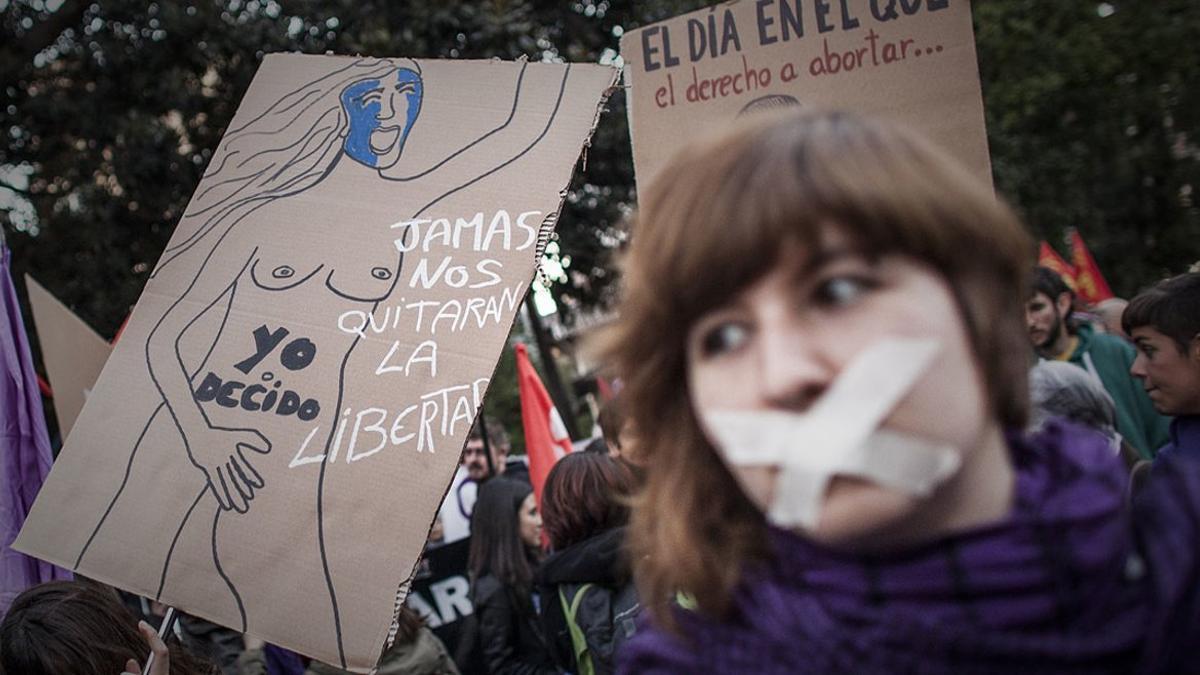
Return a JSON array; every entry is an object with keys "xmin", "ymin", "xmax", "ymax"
[{"xmin": 5, "ymin": 110, "xmax": 1200, "ymax": 674}]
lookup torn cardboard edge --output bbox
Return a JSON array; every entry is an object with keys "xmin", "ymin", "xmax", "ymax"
[{"xmin": 381, "ymin": 68, "xmax": 623, "ymax": 664}]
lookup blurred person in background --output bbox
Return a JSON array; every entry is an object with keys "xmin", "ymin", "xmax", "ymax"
[
  {"xmin": 1027, "ymin": 266, "xmax": 1170, "ymax": 458},
  {"xmin": 462, "ymin": 418, "xmax": 513, "ymax": 483},
  {"xmin": 1, "ymin": 580, "xmax": 216, "ymax": 675},
  {"xmin": 536, "ymin": 452, "xmax": 640, "ymax": 675},
  {"xmin": 466, "ymin": 478, "xmax": 553, "ymax": 675},
  {"xmin": 1028, "ymin": 360, "xmax": 1142, "ymax": 471},
  {"xmin": 1123, "ymin": 272, "xmax": 1200, "ymax": 463},
  {"xmin": 240, "ymin": 605, "xmax": 456, "ymax": 675},
  {"xmin": 440, "ymin": 418, "xmax": 520, "ymax": 545},
  {"xmin": 1094, "ymin": 297, "xmax": 1130, "ymax": 340}
]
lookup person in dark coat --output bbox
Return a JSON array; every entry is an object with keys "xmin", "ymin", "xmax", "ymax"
[
  {"xmin": 466, "ymin": 478, "xmax": 553, "ymax": 675},
  {"xmin": 536, "ymin": 453, "xmax": 639, "ymax": 675}
]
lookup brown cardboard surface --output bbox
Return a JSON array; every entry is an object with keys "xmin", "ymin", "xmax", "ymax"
[
  {"xmin": 24, "ymin": 276, "xmax": 113, "ymax": 440},
  {"xmin": 621, "ymin": 0, "xmax": 990, "ymax": 190},
  {"xmin": 15, "ymin": 54, "xmax": 617, "ymax": 672}
]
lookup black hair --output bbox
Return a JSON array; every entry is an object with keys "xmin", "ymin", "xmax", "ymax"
[
  {"xmin": 467, "ymin": 478, "xmax": 536, "ymax": 593},
  {"xmin": 0, "ymin": 581, "xmax": 216, "ymax": 675},
  {"xmin": 582, "ymin": 437, "xmax": 610, "ymax": 454},
  {"xmin": 1122, "ymin": 272, "xmax": 1200, "ymax": 353},
  {"xmin": 1031, "ymin": 266, "xmax": 1077, "ymax": 333},
  {"xmin": 1031, "ymin": 266, "xmax": 1074, "ymax": 302}
]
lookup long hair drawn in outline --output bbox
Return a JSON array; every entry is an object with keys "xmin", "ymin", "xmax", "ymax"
[{"xmin": 72, "ymin": 57, "xmax": 574, "ymax": 668}]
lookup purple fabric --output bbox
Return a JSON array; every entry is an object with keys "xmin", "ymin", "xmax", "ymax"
[
  {"xmin": 1154, "ymin": 415, "xmax": 1200, "ymax": 463},
  {"xmin": 263, "ymin": 643, "xmax": 308, "ymax": 675},
  {"xmin": 619, "ymin": 420, "xmax": 1200, "ymax": 674},
  {"xmin": 0, "ymin": 246, "xmax": 70, "ymax": 615}
]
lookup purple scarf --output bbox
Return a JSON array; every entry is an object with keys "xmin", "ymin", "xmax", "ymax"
[{"xmin": 620, "ymin": 421, "xmax": 1200, "ymax": 674}]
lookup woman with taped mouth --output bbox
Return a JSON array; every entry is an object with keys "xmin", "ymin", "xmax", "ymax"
[{"xmin": 601, "ymin": 111, "xmax": 1200, "ymax": 674}]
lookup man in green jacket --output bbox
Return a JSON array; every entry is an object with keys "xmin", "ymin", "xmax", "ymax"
[{"xmin": 1026, "ymin": 267, "xmax": 1171, "ymax": 458}]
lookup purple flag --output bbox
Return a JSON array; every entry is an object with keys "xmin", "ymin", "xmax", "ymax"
[{"xmin": 0, "ymin": 245, "xmax": 70, "ymax": 614}]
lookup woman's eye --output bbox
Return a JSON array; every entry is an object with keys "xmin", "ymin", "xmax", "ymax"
[
  {"xmin": 371, "ymin": 267, "xmax": 392, "ymax": 280},
  {"xmin": 815, "ymin": 276, "xmax": 873, "ymax": 307},
  {"xmin": 699, "ymin": 322, "xmax": 750, "ymax": 357}
]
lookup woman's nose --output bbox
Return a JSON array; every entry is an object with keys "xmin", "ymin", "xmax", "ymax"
[{"xmin": 757, "ymin": 324, "xmax": 832, "ymax": 412}]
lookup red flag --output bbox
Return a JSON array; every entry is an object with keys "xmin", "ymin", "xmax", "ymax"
[
  {"xmin": 1037, "ymin": 241, "xmax": 1077, "ymax": 291},
  {"xmin": 1068, "ymin": 229, "xmax": 1115, "ymax": 305},
  {"xmin": 515, "ymin": 343, "xmax": 574, "ymax": 503}
]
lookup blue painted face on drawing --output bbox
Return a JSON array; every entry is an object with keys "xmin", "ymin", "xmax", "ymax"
[{"xmin": 340, "ymin": 67, "xmax": 423, "ymax": 169}]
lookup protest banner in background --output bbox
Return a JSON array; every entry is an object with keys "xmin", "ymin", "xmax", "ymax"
[
  {"xmin": 621, "ymin": 0, "xmax": 990, "ymax": 190},
  {"xmin": 15, "ymin": 54, "xmax": 616, "ymax": 672},
  {"xmin": 24, "ymin": 276, "xmax": 113, "ymax": 439},
  {"xmin": 407, "ymin": 538, "xmax": 473, "ymax": 657}
]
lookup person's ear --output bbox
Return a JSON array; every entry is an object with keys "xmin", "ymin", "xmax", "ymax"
[
  {"xmin": 1055, "ymin": 292, "xmax": 1073, "ymax": 316},
  {"xmin": 1189, "ymin": 334, "xmax": 1200, "ymax": 364}
]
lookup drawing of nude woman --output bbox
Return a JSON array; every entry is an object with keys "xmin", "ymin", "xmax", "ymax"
[{"xmin": 71, "ymin": 56, "xmax": 576, "ymax": 668}]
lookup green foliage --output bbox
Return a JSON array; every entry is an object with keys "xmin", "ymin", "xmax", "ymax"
[{"xmin": 975, "ymin": 0, "xmax": 1200, "ymax": 295}]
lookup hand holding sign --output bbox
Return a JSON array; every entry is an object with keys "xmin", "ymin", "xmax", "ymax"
[
  {"xmin": 186, "ymin": 426, "xmax": 271, "ymax": 513},
  {"xmin": 120, "ymin": 621, "xmax": 170, "ymax": 675}
]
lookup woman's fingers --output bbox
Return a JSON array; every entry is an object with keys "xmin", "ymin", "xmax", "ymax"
[
  {"xmin": 227, "ymin": 456, "xmax": 256, "ymax": 505},
  {"xmin": 237, "ymin": 446, "xmax": 266, "ymax": 488},
  {"xmin": 122, "ymin": 657, "xmax": 142, "ymax": 674},
  {"xmin": 218, "ymin": 466, "xmax": 249, "ymax": 513},
  {"xmin": 136, "ymin": 620, "xmax": 171, "ymax": 675},
  {"xmin": 206, "ymin": 468, "xmax": 232, "ymax": 510}
]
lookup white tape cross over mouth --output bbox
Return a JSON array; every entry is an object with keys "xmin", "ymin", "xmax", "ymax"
[{"xmin": 703, "ymin": 338, "xmax": 961, "ymax": 528}]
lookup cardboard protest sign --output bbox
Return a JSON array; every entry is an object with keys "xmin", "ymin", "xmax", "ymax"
[
  {"xmin": 24, "ymin": 276, "xmax": 113, "ymax": 439},
  {"xmin": 15, "ymin": 54, "xmax": 616, "ymax": 672},
  {"xmin": 621, "ymin": 0, "xmax": 990, "ymax": 189}
]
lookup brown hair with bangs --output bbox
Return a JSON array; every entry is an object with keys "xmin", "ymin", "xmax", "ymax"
[{"xmin": 599, "ymin": 110, "xmax": 1033, "ymax": 630}]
